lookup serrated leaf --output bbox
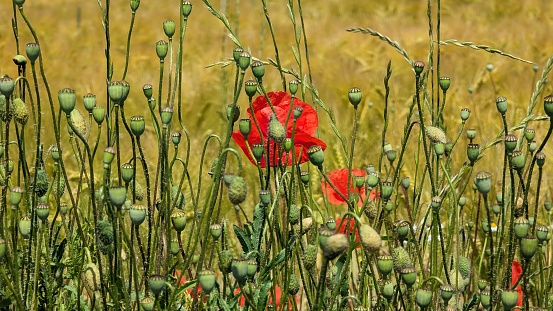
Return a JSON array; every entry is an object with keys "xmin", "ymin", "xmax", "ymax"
[
  {"xmin": 234, "ymin": 225, "xmax": 253, "ymax": 253},
  {"xmin": 256, "ymin": 281, "xmax": 272, "ymax": 310}
]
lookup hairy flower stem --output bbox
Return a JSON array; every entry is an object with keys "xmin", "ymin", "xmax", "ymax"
[
  {"xmin": 136, "ymin": 137, "xmax": 152, "ymax": 277},
  {"xmin": 414, "ymin": 74, "xmax": 436, "ymax": 196},
  {"xmin": 483, "ymin": 194, "xmax": 495, "ymax": 309}
]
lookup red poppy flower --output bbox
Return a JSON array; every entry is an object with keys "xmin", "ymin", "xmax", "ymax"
[
  {"xmin": 322, "ymin": 168, "xmax": 377, "ymax": 206},
  {"xmin": 335, "ymin": 217, "xmax": 360, "ymax": 245},
  {"xmin": 511, "ymin": 260, "xmax": 523, "ymax": 307},
  {"xmin": 232, "ymin": 91, "xmax": 326, "ymax": 168},
  {"xmin": 174, "ymin": 270, "xmax": 204, "ymax": 299}
]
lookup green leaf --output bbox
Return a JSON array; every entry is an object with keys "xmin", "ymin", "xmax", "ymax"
[
  {"xmin": 234, "ymin": 225, "xmax": 253, "ymax": 253},
  {"xmin": 256, "ymin": 281, "xmax": 272, "ymax": 310}
]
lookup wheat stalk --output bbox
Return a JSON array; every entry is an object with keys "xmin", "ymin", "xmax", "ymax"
[
  {"xmin": 346, "ymin": 27, "xmax": 414, "ymax": 67},
  {"xmin": 438, "ymin": 39, "xmax": 534, "ymax": 64}
]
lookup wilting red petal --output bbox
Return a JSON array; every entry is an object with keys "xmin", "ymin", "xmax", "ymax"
[
  {"xmin": 232, "ymin": 91, "xmax": 325, "ymax": 168},
  {"xmin": 322, "ymin": 168, "xmax": 367, "ymax": 206},
  {"xmin": 335, "ymin": 218, "xmax": 360, "ymax": 246},
  {"xmin": 511, "ymin": 260, "xmax": 523, "ymax": 307}
]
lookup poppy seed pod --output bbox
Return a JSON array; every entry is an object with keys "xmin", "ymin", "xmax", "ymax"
[
  {"xmin": 103, "ymin": 147, "xmax": 116, "ymax": 166},
  {"xmin": 231, "ymin": 258, "xmax": 248, "ymax": 283},
  {"xmin": 148, "ymin": 274, "xmax": 166, "ymax": 296},
  {"xmin": 283, "ymin": 138, "xmax": 293, "ymax": 152},
  {"xmin": 439, "ymin": 76, "xmax": 450, "ymax": 92},
  {"xmin": 58, "ymin": 88, "xmax": 76, "ymax": 115},
  {"xmin": 244, "ymin": 79, "xmax": 257, "ymax": 98},
  {"xmin": 401, "ymin": 176, "xmax": 410, "ymax": 189},
  {"xmin": 354, "ymin": 175, "xmax": 365, "ymax": 188},
  {"xmin": 83, "ymin": 93, "xmax": 96, "ymax": 113},
  {"xmin": 19, "ymin": 216, "xmax": 32, "ymax": 238},
  {"xmin": 251, "ymin": 61, "xmax": 265, "ymax": 81},
  {"xmin": 434, "ymin": 142, "xmax": 445, "ymax": 156},
  {"xmin": 129, "ymin": 204, "xmax": 147, "ymax": 226},
  {"xmin": 293, "ymin": 106, "xmax": 303, "ymax": 120},
  {"xmin": 474, "ymin": 172, "xmax": 492, "ymax": 195},
  {"xmin": 536, "ymin": 151, "xmax": 546, "ymax": 167},
  {"xmin": 239, "ymin": 119, "xmax": 251, "ymax": 138},
  {"xmin": 381, "ymin": 181, "xmax": 394, "ymax": 201},
  {"xmin": 510, "ymin": 150, "xmax": 525, "ymax": 171},
  {"xmin": 246, "ymin": 260, "xmax": 257, "ymax": 278},
  {"xmin": 142, "ymin": 84, "xmax": 153, "ymax": 99},
  {"xmin": 440, "ymin": 284, "xmax": 454, "ymax": 304},
  {"xmin": 466, "ymin": 128, "xmax": 476, "ymax": 140},
  {"xmin": 171, "ymin": 132, "xmax": 181, "ymax": 146},
  {"xmin": 171, "ymin": 211, "xmax": 186, "ymax": 232},
  {"xmin": 156, "ymin": 40, "xmax": 168, "ymax": 60},
  {"xmin": 130, "ymin": 115, "xmax": 145, "ymax": 137},
  {"xmin": 92, "ymin": 106, "xmax": 104, "ymax": 124},
  {"xmin": 238, "ymin": 51, "xmax": 251, "ymax": 71},
  {"xmin": 525, "ymin": 128, "xmax": 535, "ymax": 141},
  {"xmin": 120, "ymin": 163, "xmax": 134, "ymax": 183},
  {"xmin": 109, "ymin": 186, "xmax": 127, "ymax": 208},
  {"xmin": 496, "ymin": 96, "xmax": 508, "ymax": 114},
  {"xmin": 307, "ymin": 145, "xmax": 324, "ymax": 168},
  {"xmin": 36, "ymin": 203, "xmax": 50, "ymax": 222},
  {"xmin": 460, "ymin": 107, "xmax": 471, "ymax": 122},
  {"xmin": 251, "ymin": 143, "xmax": 264, "ymax": 162},
  {"xmin": 160, "ymin": 107, "xmax": 173, "ymax": 126},
  {"xmin": 385, "ymin": 149, "xmax": 397, "ymax": 162},
  {"xmin": 300, "ymin": 170, "xmax": 309, "ymax": 185},
  {"xmin": 25, "ymin": 43, "xmax": 40, "ymax": 63},
  {"xmin": 210, "ymin": 223, "xmax": 222, "ymax": 240},
  {"xmin": 520, "ymin": 236, "xmax": 538, "ymax": 259},
  {"xmin": 232, "ymin": 47, "xmax": 243, "ymax": 63},
  {"xmin": 10, "ymin": 186, "xmax": 24, "ymax": 206},
  {"xmin": 504, "ymin": 134, "xmax": 517, "ymax": 153},
  {"xmin": 163, "ymin": 20, "xmax": 176, "ymax": 38},
  {"xmin": 377, "ymin": 255, "xmax": 393, "ymax": 277},
  {"xmin": 536, "ymin": 225, "xmax": 549, "ymax": 244},
  {"xmin": 514, "ymin": 217, "xmax": 529, "ymax": 239},
  {"xmin": 413, "ymin": 60, "xmax": 425, "ymax": 75},
  {"xmin": 467, "ymin": 143, "xmax": 480, "ymax": 164},
  {"xmin": 289, "ymin": 79, "xmax": 299, "ymax": 96},
  {"xmin": 13, "ymin": 55, "xmax": 27, "ymax": 66},
  {"xmin": 400, "ymin": 267, "xmax": 417, "ymax": 288},
  {"xmin": 182, "ymin": 0, "xmax": 192, "ymax": 18},
  {"xmin": 382, "ymin": 282, "xmax": 395, "ymax": 301},
  {"xmin": 415, "ymin": 288, "xmax": 433, "ymax": 309},
  {"xmin": 140, "ymin": 297, "xmax": 154, "ymax": 311},
  {"xmin": 348, "ymin": 87, "xmax": 362, "ymax": 108},
  {"xmin": 480, "ymin": 290, "xmax": 491, "ymax": 309},
  {"xmin": 501, "ymin": 290, "xmax": 519, "ymax": 310},
  {"xmin": 544, "ymin": 95, "xmax": 553, "ymax": 117},
  {"xmin": 130, "ymin": 0, "xmax": 140, "ymax": 12},
  {"xmin": 198, "ymin": 270, "xmax": 216, "ymax": 294}
]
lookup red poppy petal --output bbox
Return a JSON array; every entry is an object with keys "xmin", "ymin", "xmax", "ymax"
[{"xmin": 322, "ymin": 168, "xmax": 366, "ymax": 205}]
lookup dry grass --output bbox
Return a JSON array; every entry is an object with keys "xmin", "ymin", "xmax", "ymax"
[{"xmin": 2, "ymin": 0, "xmax": 553, "ymax": 214}]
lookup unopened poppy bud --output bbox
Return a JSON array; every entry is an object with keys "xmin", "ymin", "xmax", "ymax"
[
  {"xmin": 130, "ymin": 0, "xmax": 140, "ymax": 12},
  {"xmin": 413, "ymin": 60, "xmax": 425, "ymax": 75},
  {"xmin": 425, "ymin": 126, "xmax": 447, "ymax": 144},
  {"xmin": 92, "ymin": 106, "xmax": 104, "ymax": 124},
  {"xmin": 148, "ymin": 274, "xmax": 165, "ymax": 296},
  {"xmin": 268, "ymin": 114, "xmax": 285, "ymax": 143},
  {"xmin": 103, "ymin": 147, "xmax": 116, "ymax": 166},
  {"xmin": 58, "ymin": 88, "xmax": 76, "ymax": 115},
  {"xmin": 322, "ymin": 233, "xmax": 349, "ymax": 260},
  {"xmin": 544, "ymin": 95, "xmax": 553, "ymax": 117},
  {"xmin": 130, "ymin": 115, "xmax": 145, "ymax": 137},
  {"xmin": 251, "ymin": 61, "xmax": 265, "ymax": 81},
  {"xmin": 129, "ymin": 204, "xmax": 147, "ymax": 225},
  {"xmin": 239, "ymin": 119, "xmax": 251, "ymax": 138},
  {"xmin": 160, "ymin": 107, "xmax": 173, "ymax": 126},
  {"xmin": 307, "ymin": 145, "xmax": 324, "ymax": 168},
  {"xmin": 245, "ymin": 79, "xmax": 257, "ymax": 98},
  {"xmin": 289, "ymin": 79, "xmax": 299, "ymax": 95},
  {"xmin": 182, "ymin": 0, "xmax": 192, "ymax": 18},
  {"xmin": 198, "ymin": 270, "xmax": 216, "ymax": 294},
  {"xmin": 348, "ymin": 87, "xmax": 362, "ymax": 108},
  {"xmin": 439, "ymin": 76, "xmax": 450, "ymax": 92},
  {"xmin": 83, "ymin": 93, "xmax": 96, "ymax": 113},
  {"xmin": 156, "ymin": 40, "xmax": 168, "ymax": 60},
  {"xmin": 25, "ymin": 43, "xmax": 40, "ymax": 63},
  {"xmin": 359, "ymin": 224, "xmax": 381, "ymax": 252},
  {"xmin": 171, "ymin": 211, "xmax": 187, "ymax": 232},
  {"xmin": 496, "ymin": 96, "xmax": 508, "ymax": 114},
  {"xmin": 288, "ymin": 204, "xmax": 300, "ymax": 225},
  {"xmin": 238, "ymin": 51, "xmax": 251, "ymax": 71},
  {"xmin": 163, "ymin": 20, "xmax": 176, "ymax": 38},
  {"xmin": 474, "ymin": 171, "xmax": 491, "ymax": 195},
  {"xmin": 252, "ymin": 143, "xmax": 264, "ymax": 161},
  {"xmin": 460, "ymin": 107, "xmax": 471, "ymax": 122},
  {"xmin": 13, "ymin": 55, "xmax": 27, "ymax": 66},
  {"xmin": 142, "ymin": 84, "xmax": 153, "ymax": 99}
]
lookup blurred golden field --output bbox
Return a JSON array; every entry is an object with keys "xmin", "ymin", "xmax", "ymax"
[{"xmin": 2, "ymin": 0, "xmax": 553, "ymax": 216}]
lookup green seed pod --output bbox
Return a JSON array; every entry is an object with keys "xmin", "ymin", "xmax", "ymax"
[
  {"xmin": 58, "ymin": 88, "xmax": 76, "ymax": 115},
  {"xmin": 520, "ymin": 236, "xmax": 538, "ymax": 259},
  {"xmin": 366, "ymin": 171, "xmax": 380, "ymax": 188},
  {"xmin": 354, "ymin": 175, "xmax": 365, "ymax": 188},
  {"xmin": 70, "ymin": 109, "xmax": 89, "ymax": 139},
  {"xmin": 238, "ymin": 51, "xmax": 251, "ymax": 71},
  {"xmin": 545, "ymin": 201, "xmax": 552, "ymax": 212},
  {"xmin": 130, "ymin": 115, "xmax": 145, "ymax": 137},
  {"xmin": 239, "ymin": 119, "xmax": 251, "ymax": 138},
  {"xmin": 228, "ymin": 176, "xmax": 247, "ymax": 205},
  {"xmin": 156, "ymin": 40, "xmax": 168, "ymax": 60},
  {"xmin": 108, "ymin": 80, "xmax": 126, "ymax": 104},
  {"xmin": 496, "ymin": 96, "xmax": 508, "ymax": 114},
  {"xmin": 392, "ymin": 247, "xmax": 412, "ymax": 272},
  {"xmin": 425, "ymin": 126, "xmax": 447, "ymax": 144},
  {"xmin": 400, "ymin": 176, "xmax": 410, "ymax": 189},
  {"xmin": 321, "ymin": 233, "xmax": 348, "ymax": 260},
  {"xmin": 163, "ymin": 20, "xmax": 176, "ymax": 38},
  {"xmin": 232, "ymin": 47, "xmax": 243, "ymax": 63},
  {"xmin": 245, "ymin": 79, "xmax": 257, "ymax": 98},
  {"xmin": 140, "ymin": 297, "xmax": 154, "ymax": 311},
  {"xmin": 431, "ymin": 196, "xmax": 442, "ymax": 213},
  {"xmin": 97, "ymin": 219, "xmax": 114, "ymax": 245},
  {"xmin": 413, "ymin": 60, "xmax": 425, "ymax": 75},
  {"xmin": 514, "ymin": 217, "xmax": 529, "ymax": 239},
  {"xmin": 300, "ymin": 170, "xmax": 309, "ymax": 185},
  {"xmin": 25, "ymin": 43, "xmax": 40, "ymax": 63},
  {"xmin": 307, "ymin": 145, "xmax": 324, "ymax": 168},
  {"xmin": 10, "ymin": 186, "xmax": 24, "ymax": 206},
  {"xmin": 504, "ymin": 134, "xmax": 517, "ymax": 153},
  {"xmin": 458, "ymin": 196, "xmax": 467, "ymax": 207},
  {"xmin": 283, "ymin": 138, "xmax": 293, "ymax": 152},
  {"xmin": 382, "ymin": 282, "xmax": 395, "ymax": 301},
  {"xmin": 148, "ymin": 274, "xmax": 166, "ymax": 296},
  {"xmin": 259, "ymin": 190, "xmax": 271, "ymax": 206},
  {"xmin": 33, "ymin": 166, "xmax": 49, "ymax": 197},
  {"xmin": 226, "ymin": 104, "xmax": 240, "ymax": 123},
  {"xmin": 492, "ymin": 204, "xmax": 501, "ymax": 215},
  {"xmin": 385, "ymin": 149, "xmax": 397, "ymax": 162},
  {"xmin": 415, "ymin": 288, "xmax": 432, "ymax": 309},
  {"xmin": 53, "ymin": 175, "xmax": 65, "ymax": 198},
  {"xmin": 83, "ymin": 93, "xmax": 96, "ymax": 113},
  {"xmin": 536, "ymin": 225, "xmax": 549, "ymax": 244},
  {"xmin": 210, "ymin": 223, "xmax": 222, "ymax": 240},
  {"xmin": 129, "ymin": 204, "xmax": 147, "ymax": 226},
  {"xmin": 365, "ymin": 164, "xmax": 375, "ymax": 173},
  {"xmin": 318, "ymin": 227, "xmax": 334, "ymax": 249},
  {"xmin": 536, "ymin": 151, "xmax": 546, "ymax": 167},
  {"xmin": 303, "ymin": 244, "xmax": 318, "ymax": 270},
  {"xmin": 460, "ymin": 107, "xmax": 471, "ymax": 122},
  {"xmin": 182, "ymin": 0, "xmax": 192, "ymax": 18},
  {"xmin": 36, "ymin": 203, "xmax": 50, "ymax": 222},
  {"xmin": 377, "ymin": 255, "xmax": 394, "ymax": 278},
  {"xmin": 382, "ymin": 141, "xmax": 392, "ymax": 152},
  {"xmin": 0, "ymin": 76, "xmax": 15, "ymax": 98},
  {"xmin": 13, "ymin": 98, "xmax": 28, "ymax": 125},
  {"xmin": 359, "ymin": 224, "xmax": 381, "ymax": 252},
  {"xmin": 109, "ymin": 186, "xmax": 126, "ymax": 208},
  {"xmin": 246, "ymin": 260, "xmax": 257, "ymax": 279},
  {"xmin": 293, "ymin": 106, "xmax": 303, "ymax": 120},
  {"xmin": 529, "ymin": 140, "xmax": 537, "ymax": 152},
  {"xmin": 19, "ymin": 216, "xmax": 31, "ymax": 238},
  {"xmin": 466, "ymin": 128, "xmax": 476, "ymax": 140},
  {"xmin": 289, "ymin": 80, "xmax": 299, "ymax": 96},
  {"xmin": 510, "ymin": 150, "xmax": 525, "ymax": 171},
  {"xmin": 288, "ymin": 274, "xmax": 300, "ymax": 295},
  {"xmin": 400, "ymin": 267, "xmax": 417, "ymax": 288},
  {"xmin": 440, "ymin": 284, "xmax": 454, "ymax": 304},
  {"xmin": 439, "ymin": 76, "xmax": 450, "ymax": 92},
  {"xmin": 348, "ymin": 87, "xmax": 362, "ymax": 108},
  {"xmin": 171, "ymin": 211, "xmax": 186, "ymax": 232},
  {"xmin": 160, "ymin": 107, "xmax": 173, "ymax": 126},
  {"xmin": 544, "ymin": 94, "xmax": 553, "ymax": 117},
  {"xmin": 252, "ymin": 143, "xmax": 264, "ymax": 162},
  {"xmin": 268, "ymin": 113, "xmax": 286, "ymax": 143},
  {"xmin": 121, "ymin": 163, "xmax": 134, "ymax": 184},
  {"xmin": 501, "ymin": 290, "xmax": 519, "ymax": 310},
  {"xmin": 92, "ymin": 106, "xmax": 104, "ymax": 124},
  {"xmin": 381, "ymin": 181, "xmax": 394, "ymax": 201},
  {"xmin": 480, "ymin": 290, "xmax": 491, "ymax": 309},
  {"xmin": 59, "ymin": 202, "xmax": 68, "ymax": 215},
  {"xmin": 231, "ymin": 258, "xmax": 249, "ymax": 283},
  {"xmin": 142, "ymin": 84, "xmax": 153, "ymax": 99},
  {"xmin": 171, "ymin": 132, "xmax": 181, "ymax": 146},
  {"xmin": 481, "ymin": 220, "xmax": 490, "ymax": 234},
  {"xmin": 395, "ymin": 221, "xmax": 410, "ymax": 241},
  {"xmin": 525, "ymin": 128, "xmax": 535, "ymax": 141},
  {"xmin": 467, "ymin": 143, "xmax": 480, "ymax": 164},
  {"xmin": 434, "ymin": 142, "xmax": 445, "ymax": 156},
  {"xmin": 169, "ymin": 238, "xmax": 179, "ymax": 255},
  {"xmin": 326, "ymin": 218, "xmax": 336, "ymax": 230},
  {"xmin": 130, "ymin": 0, "xmax": 140, "ymax": 11},
  {"xmin": 288, "ymin": 204, "xmax": 300, "ymax": 225},
  {"xmin": 385, "ymin": 201, "xmax": 395, "ymax": 212},
  {"xmin": 198, "ymin": 270, "xmax": 216, "ymax": 294},
  {"xmin": 251, "ymin": 61, "xmax": 265, "ymax": 81}
]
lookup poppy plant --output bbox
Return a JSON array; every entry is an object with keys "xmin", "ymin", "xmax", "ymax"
[
  {"xmin": 322, "ymin": 168, "xmax": 377, "ymax": 206},
  {"xmin": 232, "ymin": 91, "xmax": 326, "ymax": 168},
  {"xmin": 511, "ymin": 260, "xmax": 523, "ymax": 307},
  {"xmin": 234, "ymin": 286, "xmax": 296, "ymax": 309}
]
